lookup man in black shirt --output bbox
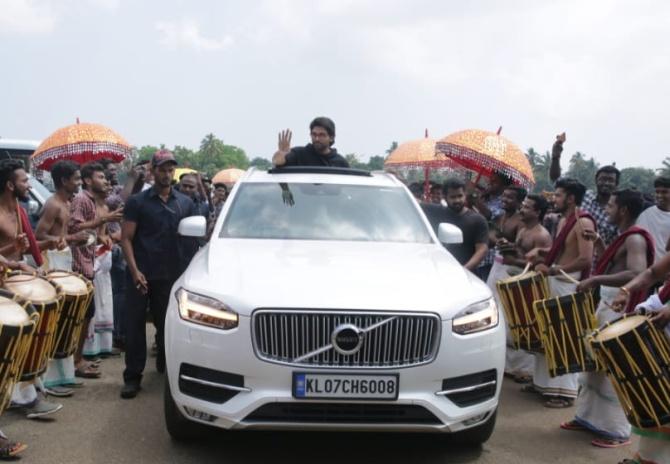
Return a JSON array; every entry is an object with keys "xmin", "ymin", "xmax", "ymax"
[
  {"xmin": 422, "ymin": 178, "xmax": 489, "ymax": 272},
  {"xmin": 272, "ymin": 117, "xmax": 350, "ymax": 168},
  {"xmin": 120, "ymin": 149, "xmax": 198, "ymax": 399}
]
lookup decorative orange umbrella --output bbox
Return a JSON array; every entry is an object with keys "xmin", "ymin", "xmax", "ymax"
[
  {"xmin": 385, "ymin": 130, "xmax": 458, "ymax": 199},
  {"xmin": 435, "ymin": 128, "xmax": 534, "ymax": 189},
  {"xmin": 212, "ymin": 168, "xmax": 245, "ymax": 186},
  {"xmin": 32, "ymin": 119, "xmax": 132, "ymax": 171}
]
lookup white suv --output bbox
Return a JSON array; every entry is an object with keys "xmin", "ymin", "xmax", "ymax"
[{"xmin": 164, "ymin": 166, "xmax": 505, "ymax": 445}]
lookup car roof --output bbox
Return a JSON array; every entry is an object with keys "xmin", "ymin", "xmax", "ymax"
[
  {"xmin": 240, "ymin": 167, "xmax": 405, "ymax": 188},
  {"xmin": 0, "ymin": 139, "xmax": 41, "ymax": 150}
]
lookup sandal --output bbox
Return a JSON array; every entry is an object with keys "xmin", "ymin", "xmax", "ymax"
[
  {"xmin": 591, "ymin": 437, "xmax": 631, "ymax": 448},
  {"xmin": 514, "ymin": 374, "xmax": 532, "ymax": 384},
  {"xmin": 0, "ymin": 437, "xmax": 27, "ymax": 459},
  {"xmin": 520, "ymin": 384, "xmax": 538, "ymax": 394},
  {"xmin": 618, "ymin": 460, "xmax": 640, "ymax": 464},
  {"xmin": 75, "ymin": 365, "xmax": 101, "ymax": 379},
  {"xmin": 63, "ymin": 378, "xmax": 85, "ymax": 388},
  {"xmin": 545, "ymin": 397, "xmax": 574, "ymax": 408},
  {"xmin": 560, "ymin": 420, "xmax": 587, "ymax": 431}
]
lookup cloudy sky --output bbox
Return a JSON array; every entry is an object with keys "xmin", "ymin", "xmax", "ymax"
[{"xmin": 1, "ymin": 0, "xmax": 669, "ymax": 169}]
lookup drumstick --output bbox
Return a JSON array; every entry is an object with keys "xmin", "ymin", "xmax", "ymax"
[
  {"xmin": 15, "ymin": 199, "xmax": 22, "ymax": 235},
  {"xmin": 520, "ymin": 262, "xmax": 531, "ymax": 277},
  {"xmin": 559, "ymin": 269, "xmax": 581, "ymax": 285}
]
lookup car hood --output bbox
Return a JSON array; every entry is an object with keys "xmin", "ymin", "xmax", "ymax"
[{"xmin": 182, "ymin": 239, "xmax": 491, "ymax": 319}]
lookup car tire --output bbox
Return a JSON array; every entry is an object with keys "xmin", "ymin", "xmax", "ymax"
[
  {"xmin": 164, "ymin": 378, "xmax": 211, "ymax": 442},
  {"xmin": 452, "ymin": 409, "xmax": 497, "ymax": 447}
]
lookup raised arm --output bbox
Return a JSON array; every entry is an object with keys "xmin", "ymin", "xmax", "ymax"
[
  {"xmin": 272, "ymin": 129, "xmax": 292, "ymax": 167},
  {"xmin": 549, "ymin": 132, "xmax": 566, "ymax": 182}
]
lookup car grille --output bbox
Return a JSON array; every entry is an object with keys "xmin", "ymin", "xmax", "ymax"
[
  {"xmin": 244, "ymin": 402, "xmax": 442, "ymax": 425},
  {"xmin": 252, "ymin": 310, "xmax": 441, "ymax": 368}
]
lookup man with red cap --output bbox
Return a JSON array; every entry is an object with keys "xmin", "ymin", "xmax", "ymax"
[{"xmin": 120, "ymin": 149, "xmax": 198, "ymax": 398}]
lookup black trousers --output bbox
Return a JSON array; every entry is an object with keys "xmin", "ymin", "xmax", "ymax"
[{"xmin": 123, "ymin": 275, "xmax": 174, "ymax": 383}]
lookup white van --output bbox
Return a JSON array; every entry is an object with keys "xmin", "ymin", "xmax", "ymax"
[{"xmin": 0, "ymin": 138, "xmax": 52, "ymax": 226}]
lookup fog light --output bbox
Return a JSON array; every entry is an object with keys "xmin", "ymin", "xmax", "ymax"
[
  {"xmin": 183, "ymin": 406, "xmax": 217, "ymax": 422},
  {"xmin": 463, "ymin": 412, "xmax": 488, "ymax": 426}
]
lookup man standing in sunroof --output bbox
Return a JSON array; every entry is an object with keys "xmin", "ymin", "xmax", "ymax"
[{"xmin": 272, "ymin": 117, "xmax": 350, "ymax": 168}]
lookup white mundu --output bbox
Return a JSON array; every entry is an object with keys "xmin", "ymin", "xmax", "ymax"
[{"xmin": 531, "ymin": 273, "xmax": 580, "ymax": 398}]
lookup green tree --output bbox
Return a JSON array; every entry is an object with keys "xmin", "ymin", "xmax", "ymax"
[
  {"xmin": 385, "ymin": 141, "xmax": 398, "ymax": 156},
  {"xmin": 345, "ymin": 153, "xmax": 366, "ymax": 170},
  {"xmin": 619, "ymin": 167, "xmax": 656, "ymax": 195},
  {"xmin": 367, "ymin": 155, "xmax": 386, "ymax": 171},
  {"xmin": 136, "ymin": 145, "xmax": 159, "ymax": 162},
  {"xmin": 196, "ymin": 133, "xmax": 249, "ymax": 175},
  {"xmin": 565, "ymin": 152, "xmax": 598, "ymax": 191},
  {"xmin": 525, "ymin": 147, "xmax": 553, "ymax": 193},
  {"xmin": 172, "ymin": 145, "xmax": 197, "ymax": 168},
  {"xmin": 658, "ymin": 157, "xmax": 670, "ymax": 177},
  {"xmin": 250, "ymin": 157, "xmax": 272, "ymax": 170}
]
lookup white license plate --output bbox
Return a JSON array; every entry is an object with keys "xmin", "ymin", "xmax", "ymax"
[{"xmin": 292, "ymin": 373, "xmax": 399, "ymax": 400}]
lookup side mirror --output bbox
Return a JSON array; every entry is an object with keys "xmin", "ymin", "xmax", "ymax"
[
  {"xmin": 178, "ymin": 216, "xmax": 207, "ymax": 238},
  {"xmin": 437, "ymin": 223, "xmax": 463, "ymax": 245},
  {"xmin": 27, "ymin": 200, "xmax": 40, "ymax": 216}
]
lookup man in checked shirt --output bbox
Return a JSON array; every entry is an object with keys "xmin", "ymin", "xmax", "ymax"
[{"xmin": 549, "ymin": 132, "xmax": 620, "ymax": 246}]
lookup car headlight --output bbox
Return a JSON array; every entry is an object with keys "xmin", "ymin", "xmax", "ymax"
[
  {"xmin": 176, "ymin": 288, "xmax": 239, "ymax": 330},
  {"xmin": 452, "ymin": 298, "xmax": 498, "ymax": 335}
]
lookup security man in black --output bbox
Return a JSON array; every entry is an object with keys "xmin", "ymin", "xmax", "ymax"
[
  {"xmin": 272, "ymin": 116, "xmax": 350, "ymax": 168},
  {"xmin": 120, "ymin": 149, "xmax": 198, "ymax": 399}
]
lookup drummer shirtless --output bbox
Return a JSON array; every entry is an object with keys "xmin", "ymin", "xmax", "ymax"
[
  {"xmin": 525, "ymin": 178, "xmax": 596, "ymax": 408},
  {"xmin": 558, "ymin": 189, "xmax": 653, "ymax": 448},
  {"xmin": 500, "ymin": 193, "xmax": 551, "ymax": 268},
  {"xmin": 611, "ymin": 253, "xmax": 670, "ymax": 463},
  {"xmin": 528, "ymin": 178, "xmax": 595, "ymax": 278},
  {"xmin": 35, "ymin": 161, "xmax": 92, "ymax": 396},
  {"xmin": 491, "ymin": 186, "xmax": 526, "ymax": 258},
  {"xmin": 0, "ymin": 160, "xmax": 64, "ymax": 419},
  {"xmin": 35, "ymin": 161, "xmax": 90, "ymax": 250},
  {"xmin": 0, "ymin": 160, "xmax": 36, "ymax": 266}
]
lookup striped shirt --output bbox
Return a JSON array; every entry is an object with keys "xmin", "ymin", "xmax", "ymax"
[{"xmin": 69, "ymin": 190, "xmax": 96, "ymax": 279}]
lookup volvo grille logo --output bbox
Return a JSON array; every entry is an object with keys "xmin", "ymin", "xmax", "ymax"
[{"xmin": 331, "ymin": 324, "xmax": 364, "ymax": 355}]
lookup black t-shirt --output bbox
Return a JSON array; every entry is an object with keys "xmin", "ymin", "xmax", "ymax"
[
  {"xmin": 421, "ymin": 204, "xmax": 489, "ymax": 265},
  {"xmin": 284, "ymin": 144, "xmax": 350, "ymax": 167}
]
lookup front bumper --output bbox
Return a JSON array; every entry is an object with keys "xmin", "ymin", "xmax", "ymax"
[{"xmin": 165, "ymin": 297, "xmax": 505, "ymax": 433}]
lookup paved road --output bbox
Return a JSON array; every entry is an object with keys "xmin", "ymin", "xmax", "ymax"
[{"xmin": 1, "ymin": 351, "xmax": 634, "ymax": 464}]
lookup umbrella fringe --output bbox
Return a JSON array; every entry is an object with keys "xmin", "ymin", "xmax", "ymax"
[
  {"xmin": 32, "ymin": 142, "xmax": 131, "ymax": 170},
  {"xmin": 435, "ymin": 142, "xmax": 534, "ymax": 190}
]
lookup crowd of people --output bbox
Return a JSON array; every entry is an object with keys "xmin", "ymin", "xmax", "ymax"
[
  {"xmin": 418, "ymin": 134, "xmax": 670, "ymax": 464},
  {"xmin": 1, "ymin": 118, "xmax": 670, "ymax": 464},
  {"xmin": 0, "ymin": 149, "xmax": 227, "ymax": 458}
]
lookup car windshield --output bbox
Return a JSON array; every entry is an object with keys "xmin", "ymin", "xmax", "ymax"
[
  {"xmin": 28, "ymin": 175, "xmax": 53, "ymax": 199},
  {"xmin": 219, "ymin": 182, "xmax": 433, "ymax": 243}
]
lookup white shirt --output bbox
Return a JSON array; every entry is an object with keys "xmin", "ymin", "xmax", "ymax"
[{"xmin": 636, "ymin": 206, "xmax": 670, "ymax": 263}]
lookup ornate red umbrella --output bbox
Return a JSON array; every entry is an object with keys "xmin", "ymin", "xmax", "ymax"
[
  {"xmin": 435, "ymin": 128, "xmax": 535, "ymax": 189},
  {"xmin": 32, "ymin": 119, "xmax": 132, "ymax": 170}
]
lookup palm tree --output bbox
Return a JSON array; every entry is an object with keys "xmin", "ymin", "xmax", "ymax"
[
  {"xmin": 658, "ymin": 157, "xmax": 670, "ymax": 177},
  {"xmin": 526, "ymin": 148, "xmax": 553, "ymax": 193}
]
